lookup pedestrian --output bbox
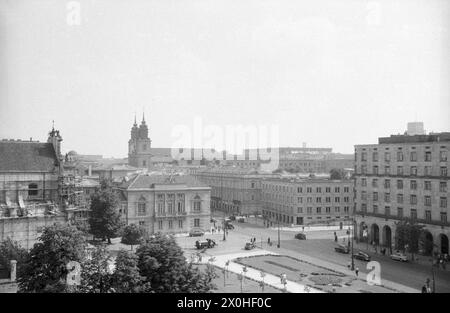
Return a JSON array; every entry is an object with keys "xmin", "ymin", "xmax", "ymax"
[
  {"xmin": 268, "ymin": 237, "xmax": 271, "ymax": 245},
  {"xmin": 355, "ymin": 267, "xmax": 359, "ymax": 276}
]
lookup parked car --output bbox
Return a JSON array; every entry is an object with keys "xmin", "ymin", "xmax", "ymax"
[
  {"xmin": 295, "ymin": 233, "xmax": 307, "ymax": 240},
  {"xmin": 225, "ymin": 222, "xmax": 235, "ymax": 230},
  {"xmin": 334, "ymin": 244, "xmax": 350, "ymax": 254},
  {"xmin": 390, "ymin": 252, "xmax": 408, "ymax": 262},
  {"xmin": 228, "ymin": 215, "xmax": 236, "ymax": 221},
  {"xmin": 245, "ymin": 242, "xmax": 256, "ymax": 250},
  {"xmin": 236, "ymin": 216, "xmax": 246, "ymax": 223},
  {"xmin": 195, "ymin": 239, "xmax": 216, "ymax": 249},
  {"xmin": 189, "ymin": 229, "xmax": 205, "ymax": 237},
  {"xmin": 353, "ymin": 251, "xmax": 371, "ymax": 262}
]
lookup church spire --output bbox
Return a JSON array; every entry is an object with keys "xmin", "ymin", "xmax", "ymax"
[{"xmin": 142, "ymin": 111, "xmax": 146, "ymax": 124}]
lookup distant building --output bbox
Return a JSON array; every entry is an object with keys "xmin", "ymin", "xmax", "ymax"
[
  {"xmin": 261, "ymin": 177, "xmax": 353, "ymax": 226},
  {"xmin": 128, "ymin": 114, "xmax": 152, "ymax": 168},
  {"xmin": 117, "ymin": 174, "xmax": 211, "ymax": 234},
  {"xmin": 354, "ymin": 124, "xmax": 449, "ymax": 255}
]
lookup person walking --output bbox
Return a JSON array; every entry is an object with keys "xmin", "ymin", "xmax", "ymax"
[{"xmin": 355, "ymin": 267, "xmax": 359, "ymax": 276}]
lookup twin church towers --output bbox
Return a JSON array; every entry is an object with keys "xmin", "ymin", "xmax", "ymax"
[{"xmin": 128, "ymin": 113, "xmax": 152, "ymax": 168}]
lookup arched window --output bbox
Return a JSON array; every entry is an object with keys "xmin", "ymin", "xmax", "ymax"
[
  {"xmin": 28, "ymin": 183, "xmax": 38, "ymax": 196},
  {"xmin": 137, "ymin": 196, "xmax": 146, "ymax": 216}
]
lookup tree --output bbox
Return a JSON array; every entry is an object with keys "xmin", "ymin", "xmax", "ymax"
[
  {"xmin": 395, "ymin": 220, "xmax": 424, "ymax": 260},
  {"xmin": 77, "ymin": 246, "xmax": 114, "ymax": 293},
  {"xmin": 136, "ymin": 233, "xmax": 216, "ymax": 293},
  {"xmin": 121, "ymin": 224, "xmax": 146, "ymax": 250},
  {"xmin": 0, "ymin": 238, "xmax": 28, "ymax": 274},
  {"xmin": 110, "ymin": 250, "xmax": 147, "ymax": 293},
  {"xmin": 89, "ymin": 187, "xmax": 124, "ymax": 244},
  {"xmin": 330, "ymin": 168, "xmax": 347, "ymax": 180},
  {"xmin": 17, "ymin": 224, "xmax": 87, "ymax": 293}
]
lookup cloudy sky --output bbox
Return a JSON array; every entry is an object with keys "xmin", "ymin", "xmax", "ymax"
[{"xmin": 0, "ymin": 0, "xmax": 449, "ymax": 157}]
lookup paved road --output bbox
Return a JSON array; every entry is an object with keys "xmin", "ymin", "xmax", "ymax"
[{"xmin": 229, "ymin": 220, "xmax": 450, "ymax": 293}]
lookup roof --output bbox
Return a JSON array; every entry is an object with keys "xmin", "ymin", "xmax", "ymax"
[
  {"xmin": 121, "ymin": 174, "xmax": 210, "ymax": 190},
  {"xmin": 0, "ymin": 140, "xmax": 59, "ymax": 172}
]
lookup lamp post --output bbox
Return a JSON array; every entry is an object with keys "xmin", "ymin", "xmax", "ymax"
[
  {"xmin": 351, "ymin": 217, "xmax": 355, "ymax": 271},
  {"xmin": 277, "ymin": 206, "xmax": 281, "ymax": 248}
]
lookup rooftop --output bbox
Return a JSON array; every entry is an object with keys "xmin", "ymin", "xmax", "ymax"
[{"xmin": 120, "ymin": 173, "xmax": 210, "ymax": 190}]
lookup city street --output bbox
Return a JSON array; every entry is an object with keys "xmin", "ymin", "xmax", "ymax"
[{"xmin": 180, "ymin": 216, "xmax": 450, "ymax": 293}]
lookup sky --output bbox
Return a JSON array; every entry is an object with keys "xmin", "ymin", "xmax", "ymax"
[{"xmin": 0, "ymin": 0, "xmax": 449, "ymax": 158}]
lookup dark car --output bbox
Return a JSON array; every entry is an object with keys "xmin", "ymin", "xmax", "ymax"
[
  {"xmin": 334, "ymin": 244, "xmax": 350, "ymax": 254},
  {"xmin": 225, "ymin": 223, "xmax": 235, "ymax": 230},
  {"xmin": 353, "ymin": 251, "xmax": 371, "ymax": 262},
  {"xmin": 295, "ymin": 233, "xmax": 306, "ymax": 240},
  {"xmin": 189, "ymin": 229, "xmax": 205, "ymax": 237},
  {"xmin": 195, "ymin": 238, "xmax": 216, "ymax": 249},
  {"xmin": 245, "ymin": 242, "xmax": 256, "ymax": 250}
]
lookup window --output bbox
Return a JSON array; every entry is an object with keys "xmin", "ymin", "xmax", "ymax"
[
  {"xmin": 410, "ymin": 195, "xmax": 417, "ymax": 205},
  {"xmin": 384, "ymin": 193, "xmax": 390, "ymax": 203},
  {"xmin": 139, "ymin": 221, "xmax": 145, "ymax": 226},
  {"xmin": 373, "ymin": 205, "xmax": 378, "ymax": 214},
  {"xmin": 361, "ymin": 165, "xmax": 367, "ymax": 174},
  {"xmin": 297, "ymin": 187, "xmax": 303, "ymax": 193},
  {"xmin": 397, "ymin": 166, "xmax": 403, "ymax": 175},
  {"xmin": 297, "ymin": 207, "xmax": 303, "ymax": 213},
  {"xmin": 397, "ymin": 207, "xmax": 403, "ymax": 218},
  {"xmin": 372, "ymin": 152, "xmax": 378, "ymax": 162},
  {"xmin": 385, "ymin": 152, "xmax": 391, "ymax": 162},
  {"xmin": 384, "ymin": 179, "xmax": 391, "ymax": 189},
  {"xmin": 194, "ymin": 218, "xmax": 200, "ymax": 228},
  {"xmin": 361, "ymin": 152, "xmax": 367, "ymax": 161},
  {"xmin": 326, "ymin": 197, "xmax": 331, "ymax": 203},
  {"xmin": 424, "ymin": 166, "xmax": 432, "ymax": 176},
  {"xmin": 373, "ymin": 166, "xmax": 379, "ymax": 175},
  {"xmin": 326, "ymin": 187, "xmax": 331, "ymax": 193},
  {"xmin": 410, "ymin": 151, "xmax": 417, "ymax": 162},
  {"xmin": 335, "ymin": 197, "xmax": 340, "ymax": 203},
  {"xmin": 158, "ymin": 220, "xmax": 163, "ymax": 230},
  {"xmin": 440, "ymin": 151, "xmax": 448, "ymax": 162},
  {"xmin": 424, "ymin": 181, "xmax": 432, "ymax": 191},
  {"xmin": 441, "ymin": 212, "xmax": 447, "ymax": 223},
  {"xmin": 361, "ymin": 203, "xmax": 367, "ymax": 213},
  {"xmin": 410, "ymin": 166, "xmax": 417, "ymax": 176},
  {"xmin": 425, "ymin": 151, "xmax": 432, "ymax": 162},
  {"xmin": 335, "ymin": 187, "xmax": 340, "ymax": 193},
  {"xmin": 397, "ymin": 180, "xmax": 403, "ymax": 189},
  {"xmin": 178, "ymin": 220, "xmax": 183, "ymax": 229},
  {"xmin": 397, "ymin": 194, "xmax": 403, "ymax": 204},
  {"xmin": 251, "ymin": 182, "xmax": 255, "ymax": 188},
  {"xmin": 411, "ymin": 209, "xmax": 417, "ymax": 220},
  {"xmin": 316, "ymin": 197, "xmax": 322, "ymax": 203},
  {"xmin": 385, "ymin": 206, "xmax": 390, "ymax": 216},
  {"xmin": 425, "ymin": 210, "xmax": 431, "ymax": 222},
  {"xmin": 385, "ymin": 166, "xmax": 390, "ymax": 175},
  {"xmin": 372, "ymin": 179, "xmax": 378, "ymax": 188},
  {"xmin": 440, "ymin": 182, "xmax": 447, "ymax": 193},
  {"xmin": 307, "ymin": 207, "xmax": 312, "ymax": 214},
  {"xmin": 441, "ymin": 167, "xmax": 448, "ymax": 177},
  {"xmin": 410, "ymin": 180, "xmax": 417, "ymax": 190},
  {"xmin": 142, "ymin": 160, "xmax": 146, "ymax": 167},
  {"xmin": 335, "ymin": 207, "xmax": 340, "ymax": 212},
  {"xmin": 137, "ymin": 199, "xmax": 146, "ymax": 216},
  {"xmin": 440, "ymin": 197, "xmax": 447, "ymax": 208},
  {"xmin": 344, "ymin": 187, "xmax": 350, "ymax": 193},
  {"xmin": 307, "ymin": 187, "xmax": 312, "ymax": 193},
  {"xmin": 168, "ymin": 220, "xmax": 173, "ymax": 229},
  {"xmin": 316, "ymin": 187, "xmax": 322, "ymax": 193},
  {"xmin": 425, "ymin": 196, "xmax": 431, "ymax": 207},
  {"xmin": 316, "ymin": 207, "xmax": 321, "ymax": 214},
  {"xmin": 373, "ymin": 192, "xmax": 378, "ymax": 202},
  {"xmin": 361, "ymin": 191, "xmax": 367, "ymax": 200},
  {"xmin": 397, "ymin": 151, "xmax": 404, "ymax": 162},
  {"xmin": 28, "ymin": 183, "xmax": 38, "ymax": 196}
]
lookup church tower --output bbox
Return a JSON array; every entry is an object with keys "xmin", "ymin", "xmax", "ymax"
[
  {"xmin": 47, "ymin": 121, "xmax": 63, "ymax": 161},
  {"xmin": 128, "ymin": 113, "xmax": 152, "ymax": 168}
]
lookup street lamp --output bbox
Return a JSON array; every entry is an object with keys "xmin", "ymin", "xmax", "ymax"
[
  {"xmin": 277, "ymin": 206, "xmax": 281, "ymax": 248},
  {"xmin": 351, "ymin": 217, "xmax": 355, "ymax": 271}
]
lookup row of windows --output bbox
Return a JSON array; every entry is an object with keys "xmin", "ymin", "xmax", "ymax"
[
  {"xmin": 360, "ymin": 178, "xmax": 448, "ymax": 192},
  {"xmin": 360, "ymin": 150, "xmax": 447, "ymax": 163},
  {"xmin": 296, "ymin": 206, "xmax": 351, "ymax": 214},
  {"xmin": 263, "ymin": 211, "xmax": 350, "ymax": 223},
  {"xmin": 359, "ymin": 165, "xmax": 448, "ymax": 176},
  {"xmin": 263, "ymin": 185, "xmax": 351, "ymax": 193},
  {"xmin": 360, "ymin": 192, "xmax": 448, "ymax": 208},
  {"xmin": 360, "ymin": 205, "xmax": 448, "ymax": 223},
  {"xmin": 263, "ymin": 195, "xmax": 351, "ymax": 204}
]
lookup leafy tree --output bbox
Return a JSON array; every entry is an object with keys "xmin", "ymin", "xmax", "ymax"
[
  {"xmin": 77, "ymin": 246, "xmax": 114, "ymax": 293},
  {"xmin": 110, "ymin": 250, "xmax": 147, "ymax": 293},
  {"xmin": 89, "ymin": 187, "xmax": 124, "ymax": 244},
  {"xmin": 121, "ymin": 224, "xmax": 146, "ymax": 250},
  {"xmin": 136, "ymin": 233, "xmax": 216, "ymax": 293},
  {"xmin": 0, "ymin": 238, "xmax": 28, "ymax": 273},
  {"xmin": 395, "ymin": 221, "xmax": 425, "ymax": 260},
  {"xmin": 17, "ymin": 224, "xmax": 87, "ymax": 293},
  {"xmin": 330, "ymin": 168, "xmax": 347, "ymax": 180}
]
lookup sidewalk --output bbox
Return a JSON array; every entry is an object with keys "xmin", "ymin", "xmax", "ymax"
[{"xmin": 194, "ymin": 250, "xmax": 324, "ymax": 293}]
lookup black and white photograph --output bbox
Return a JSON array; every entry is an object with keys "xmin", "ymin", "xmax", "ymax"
[{"xmin": 0, "ymin": 0, "xmax": 449, "ymax": 305}]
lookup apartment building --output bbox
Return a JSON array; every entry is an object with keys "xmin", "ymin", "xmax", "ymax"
[
  {"xmin": 354, "ymin": 127, "xmax": 449, "ymax": 255},
  {"xmin": 261, "ymin": 177, "xmax": 353, "ymax": 226}
]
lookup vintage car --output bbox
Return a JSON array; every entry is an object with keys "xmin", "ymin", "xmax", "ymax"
[
  {"xmin": 245, "ymin": 242, "xmax": 256, "ymax": 250},
  {"xmin": 195, "ymin": 239, "xmax": 216, "ymax": 249},
  {"xmin": 334, "ymin": 244, "xmax": 350, "ymax": 254},
  {"xmin": 189, "ymin": 229, "xmax": 205, "ymax": 237},
  {"xmin": 294, "ymin": 233, "xmax": 307, "ymax": 240},
  {"xmin": 353, "ymin": 251, "xmax": 371, "ymax": 262},
  {"xmin": 390, "ymin": 252, "xmax": 408, "ymax": 262}
]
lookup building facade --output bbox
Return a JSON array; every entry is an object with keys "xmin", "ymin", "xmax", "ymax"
[
  {"xmin": 117, "ymin": 174, "xmax": 211, "ymax": 234},
  {"xmin": 354, "ymin": 128, "xmax": 450, "ymax": 255},
  {"xmin": 261, "ymin": 178, "xmax": 353, "ymax": 226}
]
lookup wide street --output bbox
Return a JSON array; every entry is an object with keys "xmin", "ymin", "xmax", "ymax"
[{"xmin": 178, "ymin": 216, "xmax": 450, "ymax": 293}]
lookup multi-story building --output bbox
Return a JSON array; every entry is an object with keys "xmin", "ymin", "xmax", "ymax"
[
  {"xmin": 261, "ymin": 177, "xmax": 353, "ymax": 226},
  {"xmin": 193, "ymin": 168, "xmax": 274, "ymax": 215},
  {"xmin": 117, "ymin": 174, "xmax": 211, "ymax": 234},
  {"xmin": 354, "ymin": 126, "xmax": 449, "ymax": 255}
]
